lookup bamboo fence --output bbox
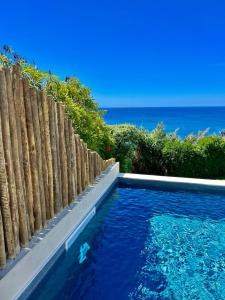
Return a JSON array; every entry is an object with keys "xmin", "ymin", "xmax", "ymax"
[{"xmin": 0, "ymin": 67, "xmax": 115, "ymax": 268}]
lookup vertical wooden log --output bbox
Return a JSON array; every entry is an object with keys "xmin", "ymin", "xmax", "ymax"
[
  {"xmin": 97, "ymin": 154, "xmax": 100, "ymax": 176},
  {"xmin": 96, "ymin": 153, "xmax": 99, "ymax": 176},
  {"xmin": 98, "ymin": 155, "xmax": 101, "ymax": 175},
  {"xmin": 42, "ymin": 94, "xmax": 54, "ymax": 219},
  {"xmin": 93, "ymin": 153, "xmax": 96, "ymax": 181},
  {"xmin": 84, "ymin": 144, "xmax": 89, "ymax": 186},
  {"xmin": 23, "ymin": 78, "xmax": 42, "ymax": 231},
  {"xmin": 37, "ymin": 91, "xmax": 50, "ymax": 220},
  {"xmin": 16, "ymin": 76, "xmax": 34, "ymax": 235},
  {"xmin": 99, "ymin": 157, "xmax": 102, "ymax": 173},
  {"xmin": 64, "ymin": 118, "xmax": 71, "ymax": 203},
  {"xmin": 75, "ymin": 135, "xmax": 82, "ymax": 195},
  {"xmin": 0, "ymin": 97, "xmax": 15, "ymax": 258},
  {"xmin": 37, "ymin": 91, "xmax": 51, "ymax": 220},
  {"xmin": 12, "ymin": 68, "xmax": 31, "ymax": 239},
  {"xmin": 0, "ymin": 208, "xmax": 6, "ymax": 267},
  {"xmin": 49, "ymin": 100, "xmax": 62, "ymax": 213},
  {"xmin": 101, "ymin": 158, "xmax": 104, "ymax": 172},
  {"xmin": 30, "ymin": 87, "xmax": 46, "ymax": 227},
  {"xmin": 5, "ymin": 69, "xmax": 29, "ymax": 247},
  {"xmin": 80, "ymin": 140, "xmax": 86, "ymax": 191},
  {"xmin": 57, "ymin": 105, "xmax": 68, "ymax": 207},
  {"xmin": 70, "ymin": 125, "xmax": 77, "ymax": 200},
  {"xmin": 83, "ymin": 142, "xmax": 88, "ymax": 188},
  {"xmin": 88, "ymin": 150, "xmax": 93, "ymax": 184},
  {"xmin": 94, "ymin": 152, "xmax": 98, "ymax": 178},
  {"xmin": 55, "ymin": 103, "xmax": 63, "ymax": 211},
  {"xmin": 97, "ymin": 154, "xmax": 100, "ymax": 175},
  {"xmin": 91, "ymin": 152, "xmax": 95, "ymax": 181}
]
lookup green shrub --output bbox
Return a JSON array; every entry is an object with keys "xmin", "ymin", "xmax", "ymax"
[
  {"xmin": 162, "ymin": 140, "xmax": 203, "ymax": 177},
  {"xmin": 197, "ymin": 136, "xmax": 225, "ymax": 178},
  {"xmin": 134, "ymin": 133, "xmax": 166, "ymax": 175},
  {"xmin": 0, "ymin": 45, "xmax": 113, "ymax": 158},
  {"xmin": 110, "ymin": 124, "xmax": 142, "ymax": 172},
  {"xmin": 111, "ymin": 123, "xmax": 225, "ymax": 179}
]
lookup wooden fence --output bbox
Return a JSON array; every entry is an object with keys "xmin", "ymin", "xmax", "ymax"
[{"xmin": 0, "ymin": 66, "xmax": 114, "ymax": 268}]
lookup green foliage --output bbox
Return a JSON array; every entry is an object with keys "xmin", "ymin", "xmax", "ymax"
[
  {"xmin": 109, "ymin": 125, "xmax": 142, "ymax": 172},
  {"xmin": 111, "ymin": 123, "xmax": 225, "ymax": 179},
  {"xmin": 0, "ymin": 45, "xmax": 113, "ymax": 158}
]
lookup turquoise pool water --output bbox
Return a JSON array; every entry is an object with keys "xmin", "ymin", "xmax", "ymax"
[{"xmin": 28, "ymin": 183, "xmax": 225, "ymax": 300}]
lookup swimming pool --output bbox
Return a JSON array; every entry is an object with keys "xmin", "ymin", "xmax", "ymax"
[{"xmin": 27, "ymin": 182, "xmax": 225, "ymax": 300}]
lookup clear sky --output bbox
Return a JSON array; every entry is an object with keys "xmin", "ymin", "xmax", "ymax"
[{"xmin": 1, "ymin": 0, "xmax": 225, "ymax": 107}]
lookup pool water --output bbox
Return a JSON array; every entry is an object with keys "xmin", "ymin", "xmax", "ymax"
[{"xmin": 28, "ymin": 183, "xmax": 225, "ymax": 300}]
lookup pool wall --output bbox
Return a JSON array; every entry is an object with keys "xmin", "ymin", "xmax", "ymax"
[{"xmin": 0, "ymin": 163, "xmax": 119, "ymax": 300}]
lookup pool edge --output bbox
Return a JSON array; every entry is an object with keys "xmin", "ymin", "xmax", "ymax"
[
  {"xmin": 0, "ymin": 163, "xmax": 119, "ymax": 300},
  {"xmin": 119, "ymin": 173, "xmax": 225, "ymax": 193}
]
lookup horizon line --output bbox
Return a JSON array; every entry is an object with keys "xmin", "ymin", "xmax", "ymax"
[{"xmin": 100, "ymin": 105, "xmax": 225, "ymax": 109}]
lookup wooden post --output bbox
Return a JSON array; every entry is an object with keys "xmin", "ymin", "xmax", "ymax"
[
  {"xmin": 94, "ymin": 152, "xmax": 98, "ymax": 178},
  {"xmin": 57, "ymin": 105, "xmax": 68, "ymax": 207},
  {"xmin": 91, "ymin": 152, "xmax": 95, "ymax": 182},
  {"xmin": 75, "ymin": 135, "xmax": 82, "ymax": 195},
  {"xmin": 30, "ymin": 87, "xmax": 46, "ymax": 227},
  {"xmin": 49, "ymin": 100, "xmax": 62, "ymax": 213},
  {"xmin": 15, "ymin": 74, "xmax": 34, "ymax": 235},
  {"xmin": 98, "ymin": 155, "xmax": 101, "ymax": 175},
  {"xmin": 70, "ymin": 124, "xmax": 77, "ymax": 200},
  {"xmin": 55, "ymin": 103, "xmax": 63, "ymax": 211},
  {"xmin": 0, "ymin": 96, "xmax": 15, "ymax": 258},
  {"xmin": 64, "ymin": 118, "xmax": 71, "ymax": 203},
  {"xmin": 42, "ymin": 93, "xmax": 54, "ymax": 219},
  {"xmin": 12, "ymin": 67, "xmax": 31, "ymax": 239},
  {"xmin": 23, "ymin": 78, "xmax": 42, "ymax": 232},
  {"xmin": 80, "ymin": 140, "xmax": 86, "ymax": 191},
  {"xmin": 84, "ymin": 144, "xmax": 89, "ymax": 186},
  {"xmin": 88, "ymin": 150, "xmax": 92, "ymax": 185},
  {"xmin": 37, "ymin": 91, "xmax": 50, "ymax": 220}
]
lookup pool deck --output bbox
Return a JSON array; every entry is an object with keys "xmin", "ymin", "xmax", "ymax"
[{"xmin": 1, "ymin": 168, "xmax": 225, "ymax": 300}]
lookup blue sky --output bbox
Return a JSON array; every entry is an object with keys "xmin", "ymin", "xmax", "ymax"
[{"xmin": 1, "ymin": 0, "xmax": 225, "ymax": 107}]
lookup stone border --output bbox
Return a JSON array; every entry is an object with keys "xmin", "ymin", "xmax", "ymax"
[
  {"xmin": 119, "ymin": 173, "xmax": 225, "ymax": 193},
  {"xmin": 0, "ymin": 163, "xmax": 119, "ymax": 300}
]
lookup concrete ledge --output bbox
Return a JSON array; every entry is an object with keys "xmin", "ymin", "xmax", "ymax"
[
  {"xmin": 0, "ymin": 163, "xmax": 119, "ymax": 300},
  {"xmin": 119, "ymin": 173, "xmax": 225, "ymax": 193}
]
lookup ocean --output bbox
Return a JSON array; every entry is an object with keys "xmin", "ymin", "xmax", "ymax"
[{"xmin": 102, "ymin": 106, "xmax": 225, "ymax": 138}]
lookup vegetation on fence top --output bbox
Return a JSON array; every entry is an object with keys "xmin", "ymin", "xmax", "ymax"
[{"xmin": 0, "ymin": 45, "xmax": 113, "ymax": 159}]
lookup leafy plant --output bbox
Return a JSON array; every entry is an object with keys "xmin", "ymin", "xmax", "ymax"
[
  {"xmin": 111, "ymin": 123, "xmax": 225, "ymax": 179},
  {"xmin": 0, "ymin": 45, "xmax": 113, "ymax": 158}
]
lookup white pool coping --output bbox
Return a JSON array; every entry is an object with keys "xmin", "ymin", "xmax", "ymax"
[
  {"xmin": 119, "ymin": 173, "xmax": 225, "ymax": 192},
  {"xmin": 0, "ymin": 163, "xmax": 119, "ymax": 300}
]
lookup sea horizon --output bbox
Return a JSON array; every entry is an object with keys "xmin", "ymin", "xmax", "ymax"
[
  {"xmin": 102, "ymin": 106, "xmax": 225, "ymax": 138},
  {"xmin": 100, "ymin": 105, "xmax": 225, "ymax": 109}
]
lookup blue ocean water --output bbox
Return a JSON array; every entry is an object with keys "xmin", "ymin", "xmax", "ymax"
[
  {"xmin": 102, "ymin": 107, "xmax": 225, "ymax": 138},
  {"xmin": 28, "ymin": 184, "xmax": 225, "ymax": 300}
]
